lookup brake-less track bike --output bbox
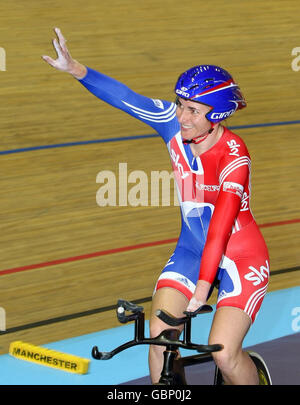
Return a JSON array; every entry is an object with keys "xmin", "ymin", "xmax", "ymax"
[{"xmin": 92, "ymin": 299, "xmax": 272, "ymax": 385}]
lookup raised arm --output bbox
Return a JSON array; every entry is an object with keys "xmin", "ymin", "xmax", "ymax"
[{"xmin": 42, "ymin": 28, "xmax": 178, "ymax": 142}]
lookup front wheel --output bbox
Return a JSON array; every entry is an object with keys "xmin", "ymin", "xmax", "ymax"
[
  {"xmin": 248, "ymin": 351, "xmax": 272, "ymax": 385},
  {"xmin": 213, "ymin": 351, "xmax": 272, "ymax": 385}
]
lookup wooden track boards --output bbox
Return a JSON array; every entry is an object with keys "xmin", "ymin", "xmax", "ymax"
[{"xmin": 0, "ymin": 0, "xmax": 299, "ymax": 354}]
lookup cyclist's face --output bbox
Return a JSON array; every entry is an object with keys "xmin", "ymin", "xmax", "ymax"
[{"xmin": 176, "ymin": 97, "xmax": 212, "ymax": 140}]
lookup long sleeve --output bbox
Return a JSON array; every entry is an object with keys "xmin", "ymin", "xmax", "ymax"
[
  {"xmin": 78, "ymin": 67, "xmax": 178, "ymax": 143},
  {"xmin": 198, "ymin": 153, "xmax": 249, "ymax": 284}
]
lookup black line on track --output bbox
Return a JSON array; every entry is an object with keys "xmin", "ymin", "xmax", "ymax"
[
  {"xmin": 0, "ymin": 296, "xmax": 152, "ymax": 335},
  {"xmin": 1, "ymin": 266, "xmax": 299, "ymax": 336}
]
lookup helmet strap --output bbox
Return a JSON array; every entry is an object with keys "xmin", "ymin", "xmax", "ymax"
[{"xmin": 183, "ymin": 122, "xmax": 216, "ymax": 144}]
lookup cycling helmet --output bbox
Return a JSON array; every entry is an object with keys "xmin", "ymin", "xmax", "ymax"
[{"xmin": 174, "ymin": 65, "xmax": 246, "ymax": 123}]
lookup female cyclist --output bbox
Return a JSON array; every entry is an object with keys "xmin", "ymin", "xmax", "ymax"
[{"xmin": 43, "ymin": 28, "xmax": 270, "ymax": 385}]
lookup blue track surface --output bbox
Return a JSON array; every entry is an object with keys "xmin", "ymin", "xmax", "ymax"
[{"xmin": 0, "ymin": 286, "xmax": 299, "ymax": 385}]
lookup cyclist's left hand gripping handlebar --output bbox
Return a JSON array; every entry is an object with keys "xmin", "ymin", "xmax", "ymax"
[{"xmin": 156, "ymin": 304, "xmax": 213, "ymax": 326}]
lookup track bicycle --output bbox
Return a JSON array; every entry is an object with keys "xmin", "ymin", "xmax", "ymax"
[{"xmin": 92, "ymin": 299, "xmax": 272, "ymax": 385}]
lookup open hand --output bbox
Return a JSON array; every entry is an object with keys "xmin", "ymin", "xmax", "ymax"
[{"xmin": 42, "ymin": 28, "xmax": 86, "ymax": 78}]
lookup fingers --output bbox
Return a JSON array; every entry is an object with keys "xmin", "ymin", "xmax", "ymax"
[
  {"xmin": 52, "ymin": 38, "xmax": 62, "ymax": 57},
  {"xmin": 42, "ymin": 55, "xmax": 57, "ymax": 68},
  {"xmin": 186, "ymin": 297, "xmax": 204, "ymax": 312},
  {"xmin": 54, "ymin": 27, "xmax": 65, "ymax": 40},
  {"xmin": 54, "ymin": 27, "xmax": 67, "ymax": 50},
  {"xmin": 43, "ymin": 27, "xmax": 74, "ymax": 72}
]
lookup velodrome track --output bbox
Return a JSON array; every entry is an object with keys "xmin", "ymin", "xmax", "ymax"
[{"xmin": 0, "ymin": 0, "xmax": 299, "ymax": 388}]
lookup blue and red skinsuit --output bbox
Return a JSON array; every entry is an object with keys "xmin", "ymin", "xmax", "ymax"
[{"xmin": 79, "ymin": 67, "xmax": 269, "ymax": 322}]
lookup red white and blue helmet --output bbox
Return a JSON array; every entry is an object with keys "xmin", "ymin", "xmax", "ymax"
[{"xmin": 174, "ymin": 65, "xmax": 246, "ymax": 123}]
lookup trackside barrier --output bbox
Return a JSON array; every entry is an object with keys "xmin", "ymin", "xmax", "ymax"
[{"xmin": 9, "ymin": 341, "xmax": 90, "ymax": 374}]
